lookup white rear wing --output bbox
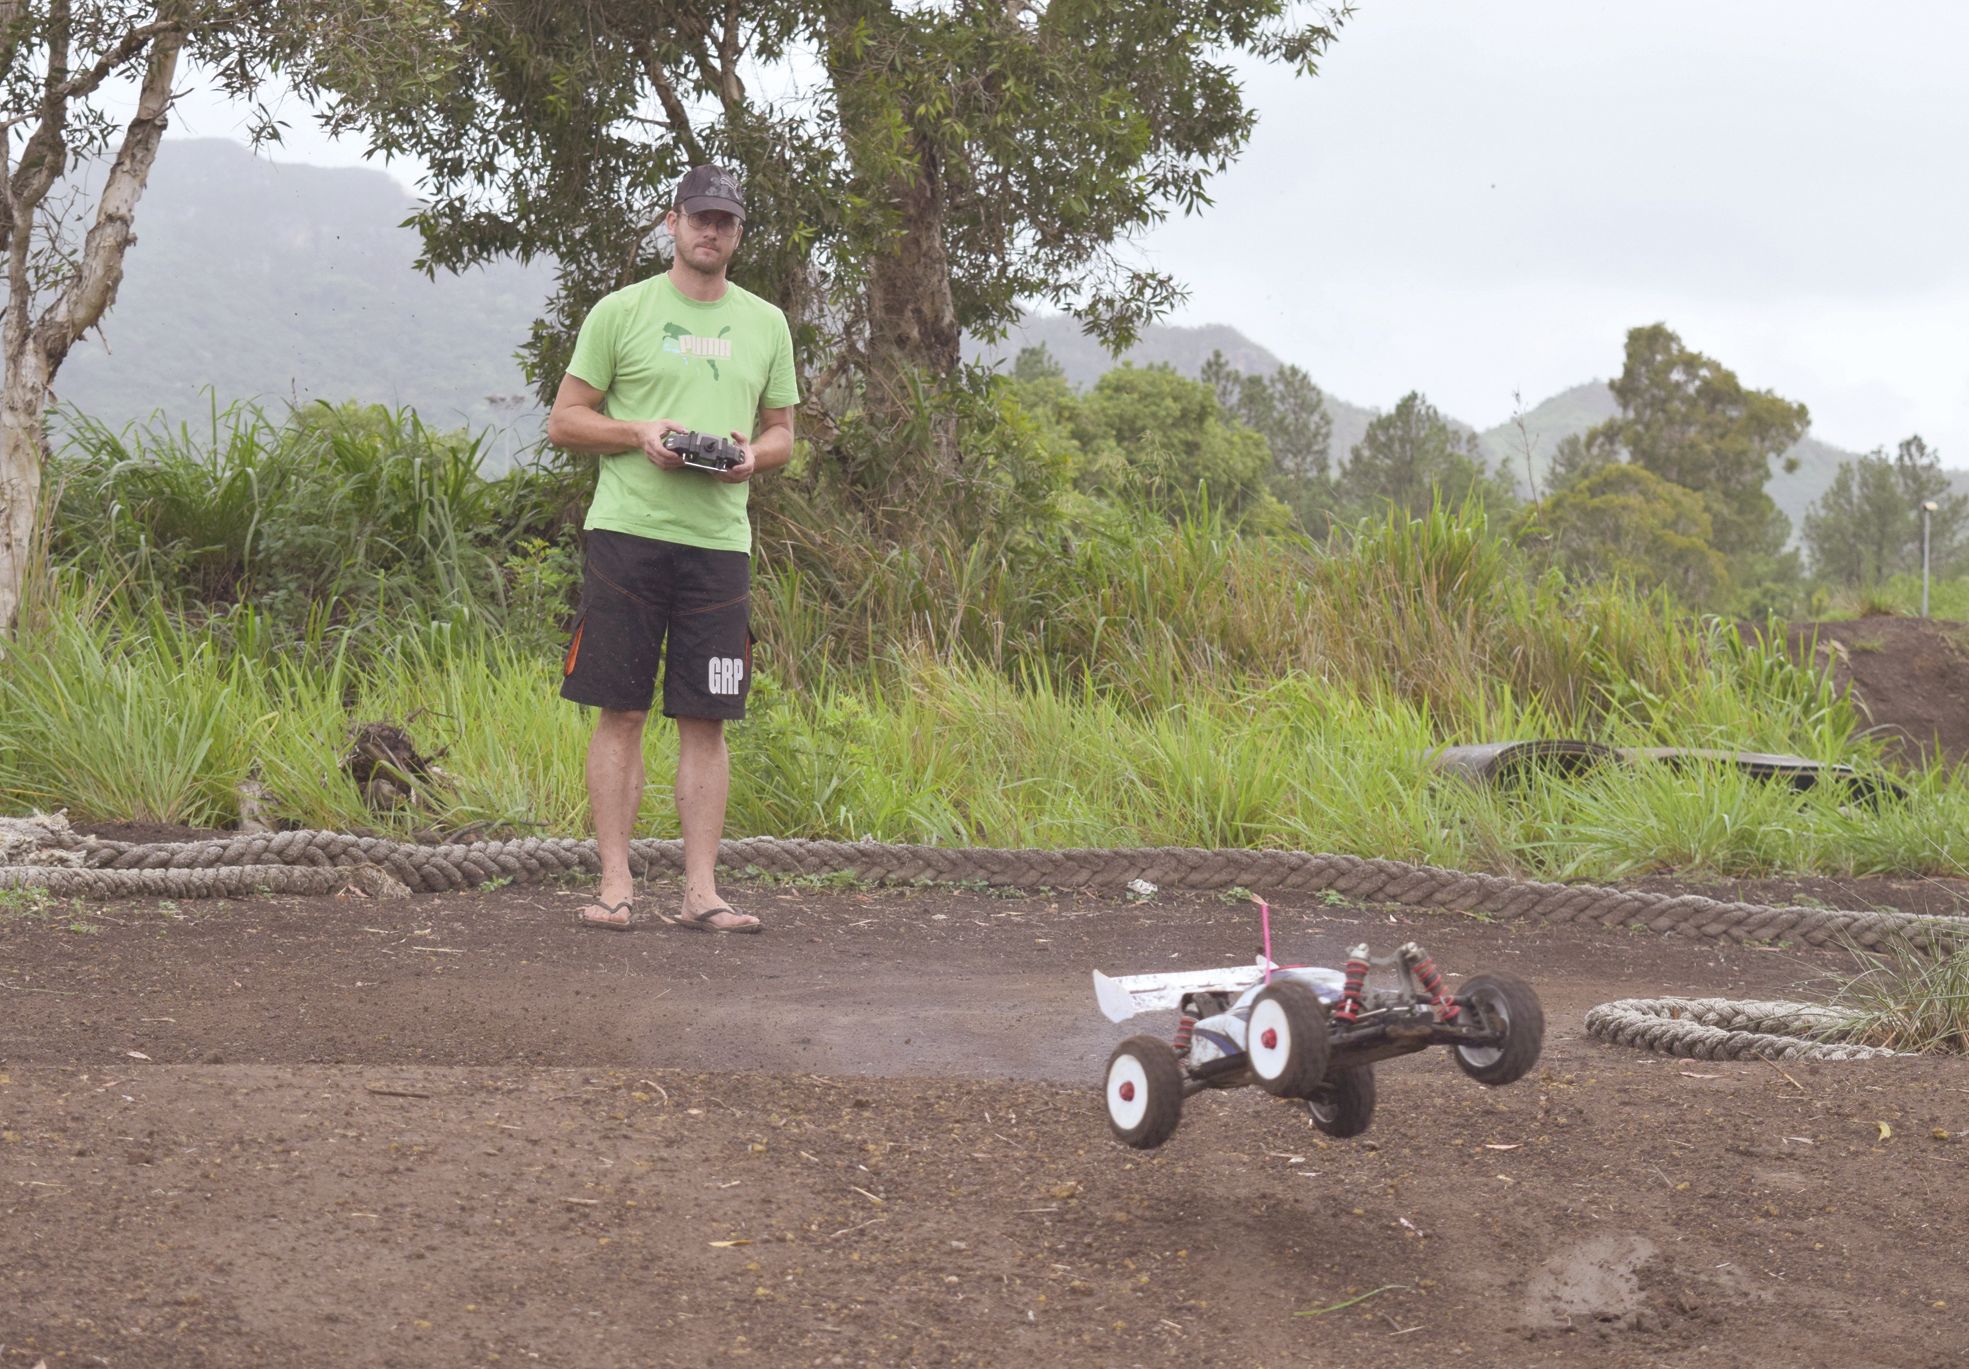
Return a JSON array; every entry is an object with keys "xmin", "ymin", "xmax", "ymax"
[{"xmin": 1092, "ymin": 960, "xmax": 1273, "ymax": 1024}]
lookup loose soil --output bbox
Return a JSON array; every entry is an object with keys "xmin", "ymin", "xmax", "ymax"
[
  {"xmin": 15, "ymin": 618, "xmax": 1969, "ymax": 1365},
  {"xmin": 1785, "ymin": 615, "xmax": 1969, "ymax": 769},
  {"xmin": 4, "ymin": 879, "xmax": 1966, "ymax": 1368}
]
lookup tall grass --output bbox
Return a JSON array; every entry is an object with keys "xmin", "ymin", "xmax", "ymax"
[
  {"xmin": 757, "ymin": 494, "xmax": 1860, "ymax": 747},
  {"xmin": 9, "ymin": 403, "xmax": 1954, "ymax": 879},
  {"xmin": 1818, "ymin": 573, "xmax": 1969, "ymax": 622},
  {"xmin": 42, "ymin": 399, "xmax": 581, "ymax": 648},
  {"xmin": 6, "ymin": 578, "xmax": 1963, "ymax": 879}
]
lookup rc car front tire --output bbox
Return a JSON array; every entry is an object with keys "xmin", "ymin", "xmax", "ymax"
[
  {"xmin": 1246, "ymin": 981, "xmax": 1331, "ymax": 1099},
  {"xmin": 1452, "ymin": 972, "xmax": 1544, "ymax": 1086},
  {"xmin": 1305, "ymin": 1064, "xmax": 1376, "ymax": 1138},
  {"xmin": 1105, "ymin": 1035, "xmax": 1185, "ymax": 1149}
]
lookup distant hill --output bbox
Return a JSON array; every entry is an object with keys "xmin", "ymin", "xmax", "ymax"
[{"xmin": 53, "ymin": 138, "xmax": 552, "ymax": 449}]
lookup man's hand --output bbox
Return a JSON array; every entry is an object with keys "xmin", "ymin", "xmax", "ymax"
[
  {"xmin": 639, "ymin": 419, "xmax": 692, "ymax": 470},
  {"xmin": 715, "ymin": 431, "xmax": 759, "ymax": 483}
]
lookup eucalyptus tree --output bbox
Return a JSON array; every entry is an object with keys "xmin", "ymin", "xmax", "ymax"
[
  {"xmin": 1585, "ymin": 323, "xmax": 1809, "ymax": 560},
  {"xmin": 0, "ymin": 0, "xmax": 390, "ymax": 630}
]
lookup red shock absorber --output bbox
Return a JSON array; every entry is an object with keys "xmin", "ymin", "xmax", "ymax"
[
  {"xmin": 1402, "ymin": 944, "xmax": 1461, "ymax": 1022},
  {"xmin": 1171, "ymin": 1013, "xmax": 1197, "ymax": 1056},
  {"xmin": 1333, "ymin": 943, "xmax": 1371, "ymax": 1023}
]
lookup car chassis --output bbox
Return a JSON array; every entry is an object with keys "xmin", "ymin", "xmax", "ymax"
[{"xmin": 1095, "ymin": 905, "xmax": 1544, "ymax": 1149}]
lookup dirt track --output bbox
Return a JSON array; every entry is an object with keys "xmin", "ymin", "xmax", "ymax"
[{"xmin": 3, "ymin": 879, "xmax": 1967, "ymax": 1368}]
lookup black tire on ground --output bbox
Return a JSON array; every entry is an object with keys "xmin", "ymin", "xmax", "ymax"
[
  {"xmin": 1452, "ymin": 972, "xmax": 1545, "ymax": 1086},
  {"xmin": 1104, "ymin": 1035, "xmax": 1185, "ymax": 1149},
  {"xmin": 1305, "ymin": 1064, "xmax": 1377, "ymax": 1138},
  {"xmin": 1245, "ymin": 981, "xmax": 1331, "ymax": 1098}
]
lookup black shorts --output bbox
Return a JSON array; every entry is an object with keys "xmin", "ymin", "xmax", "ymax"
[{"xmin": 559, "ymin": 529, "xmax": 753, "ymax": 719}]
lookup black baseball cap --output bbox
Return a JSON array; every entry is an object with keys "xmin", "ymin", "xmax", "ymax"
[{"xmin": 675, "ymin": 164, "xmax": 746, "ymax": 221}]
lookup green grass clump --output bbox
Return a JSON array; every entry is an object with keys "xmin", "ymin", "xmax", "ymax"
[
  {"xmin": 1831, "ymin": 937, "xmax": 1969, "ymax": 1054},
  {"xmin": 42, "ymin": 398, "xmax": 581, "ymax": 653}
]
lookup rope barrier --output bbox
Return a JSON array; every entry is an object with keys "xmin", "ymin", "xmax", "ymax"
[
  {"xmin": 2, "ymin": 816, "xmax": 1963, "ymax": 955},
  {"xmin": 1583, "ymin": 997, "xmax": 1899, "ymax": 1062},
  {"xmin": 0, "ymin": 815, "xmax": 1950, "ymax": 1059}
]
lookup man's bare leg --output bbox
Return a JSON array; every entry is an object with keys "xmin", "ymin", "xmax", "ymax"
[
  {"xmin": 580, "ymin": 707, "xmax": 648, "ymax": 926},
  {"xmin": 675, "ymin": 715, "xmax": 758, "ymax": 931}
]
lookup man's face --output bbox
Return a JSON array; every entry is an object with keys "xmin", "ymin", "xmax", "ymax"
[{"xmin": 669, "ymin": 207, "xmax": 742, "ymax": 274}]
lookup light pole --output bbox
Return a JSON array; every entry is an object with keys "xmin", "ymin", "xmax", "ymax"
[{"xmin": 1921, "ymin": 499, "xmax": 1939, "ymax": 617}]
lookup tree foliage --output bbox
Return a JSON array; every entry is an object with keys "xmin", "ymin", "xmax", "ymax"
[
  {"xmin": 1546, "ymin": 431, "xmax": 1610, "ymax": 493},
  {"xmin": 1803, "ymin": 435, "xmax": 1968, "ymax": 587},
  {"xmin": 1339, "ymin": 391, "xmax": 1513, "ymax": 520},
  {"xmin": 1201, "ymin": 347, "xmax": 1333, "ymax": 529},
  {"xmin": 298, "ymin": 1, "xmax": 1347, "ymax": 482},
  {"xmin": 1201, "ymin": 349, "xmax": 1332, "ymax": 480},
  {"xmin": 1007, "ymin": 362, "xmax": 1286, "ymax": 528},
  {"xmin": 1585, "ymin": 323, "xmax": 1808, "ymax": 557},
  {"xmin": 1010, "ymin": 343, "xmax": 1065, "ymax": 386},
  {"xmin": 1528, "ymin": 463, "xmax": 1727, "ymax": 606}
]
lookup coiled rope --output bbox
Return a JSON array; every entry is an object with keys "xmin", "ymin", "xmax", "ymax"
[
  {"xmin": 0, "ymin": 816, "xmax": 1952, "ymax": 1059},
  {"xmin": 1583, "ymin": 997, "xmax": 1898, "ymax": 1061}
]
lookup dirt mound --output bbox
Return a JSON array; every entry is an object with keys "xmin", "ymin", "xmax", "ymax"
[{"xmin": 1784, "ymin": 616, "xmax": 1969, "ymax": 768}]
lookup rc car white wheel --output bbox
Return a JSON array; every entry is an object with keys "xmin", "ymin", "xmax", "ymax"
[
  {"xmin": 1104, "ymin": 1035, "xmax": 1184, "ymax": 1149},
  {"xmin": 1246, "ymin": 981, "xmax": 1331, "ymax": 1098},
  {"xmin": 1453, "ymin": 973, "xmax": 1545, "ymax": 1086}
]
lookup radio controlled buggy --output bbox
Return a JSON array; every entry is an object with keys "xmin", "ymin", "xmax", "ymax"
[{"xmin": 1095, "ymin": 903, "xmax": 1543, "ymax": 1149}]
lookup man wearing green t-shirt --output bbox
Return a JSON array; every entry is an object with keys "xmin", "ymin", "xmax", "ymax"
[{"xmin": 547, "ymin": 164, "xmax": 799, "ymax": 934}]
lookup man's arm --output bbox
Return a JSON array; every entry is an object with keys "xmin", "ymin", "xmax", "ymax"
[{"xmin": 547, "ymin": 374, "xmax": 688, "ymax": 469}]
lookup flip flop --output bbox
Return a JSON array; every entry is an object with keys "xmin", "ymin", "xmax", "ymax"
[
  {"xmin": 670, "ymin": 904, "xmax": 763, "ymax": 935},
  {"xmin": 576, "ymin": 898, "xmax": 636, "ymax": 931}
]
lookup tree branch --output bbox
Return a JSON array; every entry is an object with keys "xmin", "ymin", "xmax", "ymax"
[
  {"xmin": 716, "ymin": 0, "xmax": 746, "ymax": 109},
  {"xmin": 0, "ymin": 2, "xmax": 30, "ymax": 111},
  {"xmin": 36, "ymin": 15, "xmax": 185, "ymax": 112},
  {"xmin": 630, "ymin": 38, "xmax": 707, "ymax": 165},
  {"xmin": 33, "ymin": 22, "xmax": 183, "ymax": 369},
  {"xmin": 2, "ymin": 0, "xmax": 68, "ymax": 363}
]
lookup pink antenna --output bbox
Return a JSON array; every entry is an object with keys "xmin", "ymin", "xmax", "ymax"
[{"xmin": 1254, "ymin": 894, "xmax": 1272, "ymax": 985}]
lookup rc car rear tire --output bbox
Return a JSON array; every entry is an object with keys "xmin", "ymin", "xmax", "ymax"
[
  {"xmin": 1305, "ymin": 1064, "xmax": 1376, "ymax": 1138},
  {"xmin": 1246, "ymin": 981, "xmax": 1331, "ymax": 1099},
  {"xmin": 1452, "ymin": 972, "xmax": 1544, "ymax": 1086},
  {"xmin": 1105, "ymin": 1035, "xmax": 1185, "ymax": 1149}
]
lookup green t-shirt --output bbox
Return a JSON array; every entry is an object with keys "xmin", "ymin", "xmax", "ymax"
[{"xmin": 566, "ymin": 273, "xmax": 800, "ymax": 552}]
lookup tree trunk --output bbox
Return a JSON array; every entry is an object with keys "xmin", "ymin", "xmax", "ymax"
[
  {"xmin": 859, "ymin": 130, "xmax": 962, "ymax": 478},
  {"xmin": 823, "ymin": 7, "xmax": 963, "ymax": 488},
  {"xmin": 0, "ymin": 23, "xmax": 182, "ymax": 630},
  {"xmin": 863, "ymin": 132, "xmax": 960, "ymax": 386},
  {"xmin": 0, "ymin": 350, "xmax": 49, "ymax": 631}
]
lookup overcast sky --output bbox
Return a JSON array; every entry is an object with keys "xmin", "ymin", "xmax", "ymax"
[{"xmin": 154, "ymin": 0, "xmax": 1969, "ymax": 457}]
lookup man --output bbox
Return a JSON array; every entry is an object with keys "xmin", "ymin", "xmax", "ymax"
[{"xmin": 547, "ymin": 164, "xmax": 798, "ymax": 933}]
